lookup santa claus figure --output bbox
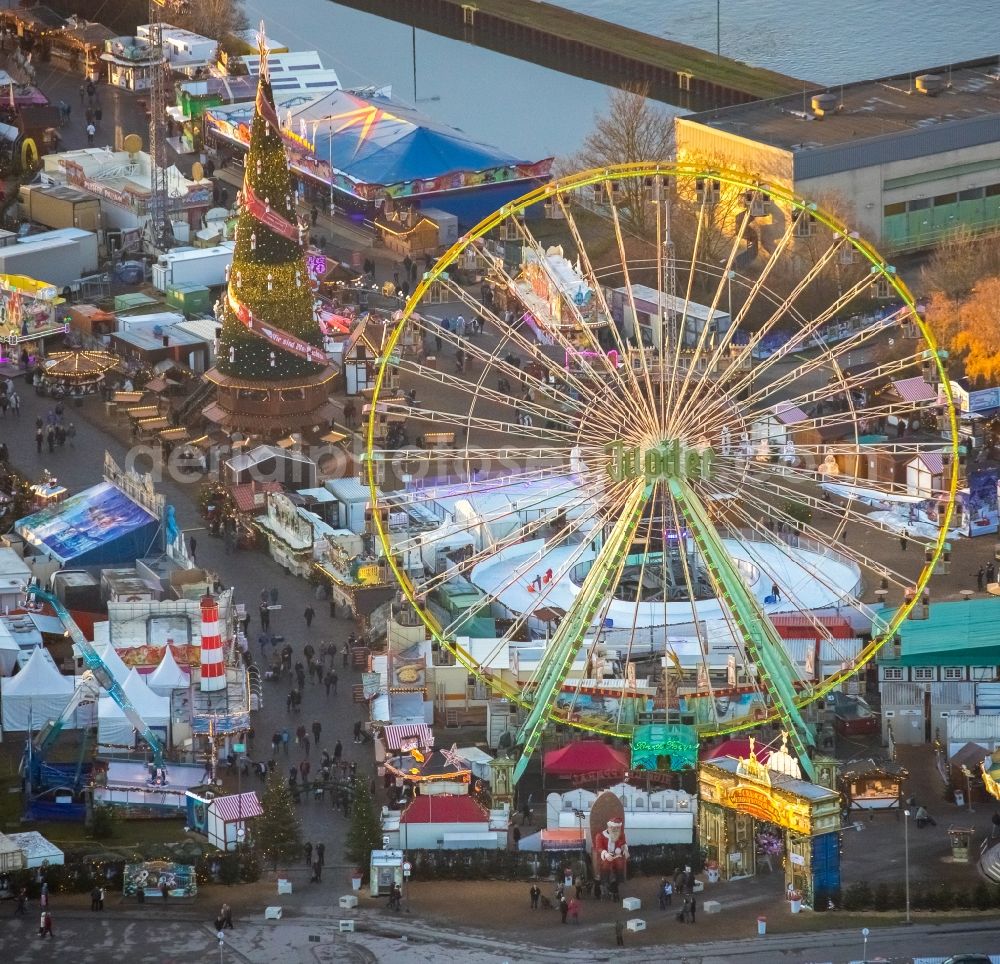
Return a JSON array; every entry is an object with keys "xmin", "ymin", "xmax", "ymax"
[{"xmin": 594, "ymin": 817, "xmax": 629, "ymax": 884}]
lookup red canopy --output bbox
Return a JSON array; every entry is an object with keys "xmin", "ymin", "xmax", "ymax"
[
  {"xmin": 701, "ymin": 739, "xmax": 771, "ymax": 763},
  {"xmin": 543, "ymin": 740, "xmax": 629, "ymax": 778}
]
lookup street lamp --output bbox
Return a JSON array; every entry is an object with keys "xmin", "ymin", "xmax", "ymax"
[{"xmin": 903, "ymin": 808, "xmax": 911, "ymax": 924}]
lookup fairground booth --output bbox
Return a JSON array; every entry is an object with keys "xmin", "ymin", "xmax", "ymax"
[{"xmin": 698, "ymin": 737, "xmax": 841, "ymax": 909}]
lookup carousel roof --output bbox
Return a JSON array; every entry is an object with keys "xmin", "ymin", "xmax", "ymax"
[{"xmin": 43, "ymin": 349, "xmax": 119, "ymax": 380}]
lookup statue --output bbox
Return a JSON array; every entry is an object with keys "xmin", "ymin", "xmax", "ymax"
[
  {"xmin": 164, "ymin": 504, "xmax": 180, "ymax": 550},
  {"xmin": 594, "ymin": 817, "xmax": 629, "ymax": 885}
]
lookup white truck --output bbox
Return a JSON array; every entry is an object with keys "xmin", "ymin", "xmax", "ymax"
[{"xmin": 152, "ymin": 241, "xmax": 235, "ymax": 292}]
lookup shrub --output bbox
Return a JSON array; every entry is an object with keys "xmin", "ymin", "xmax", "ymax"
[
  {"xmin": 972, "ymin": 882, "xmax": 993, "ymax": 910},
  {"xmin": 90, "ymin": 805, "xmax": 118, "ymax": 840},
  {"xmin": 873, "ymin": 882, "xmax": 891, "ymax": 911},
  {"xmin": 842, "ymin": 881, "xmax": 873, "ymax": 911}
]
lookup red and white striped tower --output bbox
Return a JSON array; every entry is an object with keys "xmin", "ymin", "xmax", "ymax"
[{"xmin": 199, "ymin": 594, "xmax": 226, "ymax": 692}]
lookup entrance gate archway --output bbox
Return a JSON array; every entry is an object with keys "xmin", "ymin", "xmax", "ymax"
[{"xmin": 698, "ymin": 742, "xmax": 841, "ymax": 907}]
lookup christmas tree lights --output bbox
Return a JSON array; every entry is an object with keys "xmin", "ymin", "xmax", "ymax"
[
  {"xmin": 214, "ymin": 25, "xmax": 325, "ymax": 383},
  {"xmin": 257, "ymin": 770, "xmax": 303, "ymax": 870}
]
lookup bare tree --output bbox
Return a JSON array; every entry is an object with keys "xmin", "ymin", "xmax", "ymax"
[
  {"xmin": 921, "ymin": 225, "xmax": 1000, "ymax": 301},
  {"xmin": 567, "ymin": 84, "xmax": 675, "ymax": 236}
]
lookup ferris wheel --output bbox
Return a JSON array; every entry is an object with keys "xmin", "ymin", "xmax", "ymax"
[{"xmin": 365, "ymin": 164, "xmax": 959, "ymax": 783}]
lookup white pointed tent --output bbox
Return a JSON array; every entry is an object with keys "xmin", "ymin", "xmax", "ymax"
[
  {"xmin": 147, "ymin": 647, "xmax": 189, "ymax": 695},
  {"xmin": 92, "ymin": 643, "xmax": 130, "ymax": 685},
  {"xmin": 97, "ymin": 668, "xmax": 170, "ymax": 752},
  {"xmin": 1, "ymin": 647, "xmax": 75, "ymax": 732}
]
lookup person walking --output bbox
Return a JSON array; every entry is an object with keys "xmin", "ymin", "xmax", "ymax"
[
  {"xmin": 312, "ymin": 719, "xmax": 321, "ymax": 744},
  {"xmin": 353, "ymin": 720, "xmax": 363, "ymax": 744},
  {"xmin": 529, "ymin": 884, "xmax": 540, "ymax": 909},
  {"xmin": 282, "ymin": 729, "xmax": 290, "ymax": 756},
  {"xmin": 38, "ymin": 910, "xmax": 53, "ymax": 938},
  {"xmin": 91, "ymin": 885, "xmax": 101, "ymax": 911},
  {"xmin": 614, "ymin": 919, "xmax": 625, "ymax": 947},
  {"xmin": 259, "ymin": 601, "xmax": 270, "ymax": 632},
  {"xmin": 559, "ymin": 895, "xmax": 569, "ymax": 924},
  {"xmin": 304, "ymin": 605, "xmax": 315, "ymax": 628},
  {"xmin": 160, "ymin": 879, "xmax": 169, "ymax": 901},
  {"xmin": 66, "ymin": 422, "xmax": 76, "ymax": 447},
  {"xmin": 304, "ymin": 841, "xmax": 313, "ymax": 866},
  {"xmin": 689, "ymin": 896, "xmax": 697, "ymax": 924},
  {"xmin": 188, "ymin": 536, "xmax": 197, "ymax": 563},
  {"xmin": 98, "ymin": 885, "xmax": 105, "ymax": 910},
  {"xmin": 86, "ymin": 122, "xmax": 96, "ymax": 145},
  {"xmin": 35, "ymin": 424, "xmax": 43, "ymax": 454},
  {"xmin": 978, "ymin": 566, "xmax": 986, "ymax": 592},
  {"xmin": 221, "ymin": 902, "xmax": 233, "ymax": 929},
  {"xmin": 324, "ymin": 669, "xmax": 334, "ymax": 696},
  {"xmin": 899, "ymin": 529, "xmax": 908, "ymax": 552},
  {"xmin": 333, "ymin": 739, "xmax": 343, "ymax": 762},
  {"xmin": 316, "ymin": 842, "xmax": 325, "ymax": 867},
  {"xmin": 9, "ymin": 391, "xmax": 18, "ymax": 416}
]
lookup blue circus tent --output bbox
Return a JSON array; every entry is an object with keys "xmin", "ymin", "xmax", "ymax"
[{"xmin": 16, "ymin": 481, "xmax": 159, "ymax": 567}]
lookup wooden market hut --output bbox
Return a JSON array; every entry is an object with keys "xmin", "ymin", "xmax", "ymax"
[{"xmin": 839, "ymin": 758, "xmax": 908, "ymax": 816}]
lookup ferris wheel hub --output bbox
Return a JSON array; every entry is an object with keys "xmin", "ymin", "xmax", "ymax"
[{"xmin": 605, "ymin": 439, "xmax": 714, "ymax": 485}]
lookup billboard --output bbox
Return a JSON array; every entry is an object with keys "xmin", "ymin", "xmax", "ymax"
[{"xmin": 17, "ymin": 481, "xmax": 158, "ymax": 565}]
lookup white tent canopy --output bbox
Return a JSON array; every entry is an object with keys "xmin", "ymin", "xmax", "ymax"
[
  {"xmin": 1, "ymin": 646, "xmax": 74, "ymax": 732},
  {"xmin": 147, "ymin": 647, "xmax": 189, "ymax": 695},
  {"xmin": 98, "ymin": 668, "xmax": 169, "ymax": 750},
  {"xmin": 0, "ymin": 621, "xmax": 19, "ymax": 677},
  {"xmin": 90, "ymin": 643, "xmax": 130, "ymax": 685}
]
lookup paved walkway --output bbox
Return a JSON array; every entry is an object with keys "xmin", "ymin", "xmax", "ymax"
[{"xmin": 4, "ymin": 375, "xmax": 367, "ymax": 881}]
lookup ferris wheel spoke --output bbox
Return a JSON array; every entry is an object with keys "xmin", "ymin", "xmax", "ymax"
[
  {"xmin": 556, "ymin": 194, "xmax": 653, "ymax": 413},
  {"xmin": 404, "ymin": 305, "xmax": 609, "ymax": 425},
  {"xmin": 432, "ymin": 475, "xmax": 637, "ymax": 641},
  {"xmin": 690, "ymin": 236, "xmax": 851, "ymax": 422},
  {"xmin": 513, "ymin": 479, "xmax": 649, "ymax": 781},
  {"xmin": 701, "ymin": 267, "xmax": 884, "ymax": 421},
  {"xmin": 706, "ymin": 468, "xmax": 916, "ymax": 593},
  {"xmin": 666, "ymin": 208, "xmax": 754, "ymax": 439},
  {"xmin": 465, "ymin": 242, "xmax": 644, "ymax": 425},
  {"xmin": 602, "ymin": 180, "xmax": 662, "ymax": 436},
  {"xmin": 695, "ymin": 213, "xmax": 802, "ymax": 380},
  {"xmin": 663, "ymin": 487, "xmax": 720, "ymax": 726},
  {"xmin": 404, "ymin": 471, "xmax": 611, "ymax": 590}
]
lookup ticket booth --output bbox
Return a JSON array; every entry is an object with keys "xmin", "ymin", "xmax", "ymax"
[
  {"xmin": 369, "ymin": 849, "xmax": 404, "ymax": 897},
  {"xmin": 698, "ymin": 739, "xmax": 842, "ymax": 908}
]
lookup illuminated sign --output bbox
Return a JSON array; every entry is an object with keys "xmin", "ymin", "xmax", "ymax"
[
  {"xmin": 724, "ymin": 783, "xmax": 810, "ymax": 833},
  {"xmin": 631, "ymin": 723, "xmax": 698, "ymax": 770},
  {"xmin": 606, "ymin": 439, "xmax": 713, "ymax": 485}
]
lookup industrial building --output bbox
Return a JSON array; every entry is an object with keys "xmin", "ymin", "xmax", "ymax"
[{"xmin": 675, "ymin": 57, "xmax": 1000, "ymax": 252}]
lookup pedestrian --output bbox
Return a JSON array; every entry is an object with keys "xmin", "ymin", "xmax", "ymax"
[
  {"xmin": 310, "ymin": 205, "xmax": 318, "ymax": 226},
  {"xmin": 98, "ymin": 885, "xmax": 105, "ymax": 910},
  {"xmin": 978, "ymin": 566, "xmax": 986, "ymax": 591},
  {"xmin": 86, "ymin": 122, "xmax": 96, "ymax": 145},
  {"xmin": 282, "ymin": 729, "xmax": 290, "ymax": 755},
  {"xmin": 559, "ymin": 896, "xmax": 568, "ymax": 923},
  {"xmin": 312, "ymin": 719, "xmax": 321, "ymax": 743},
  {"xmin": 568, "ymin": 896, "xmax": 580, "ymax": 923},
  {"xmin": 272, "ymin": 731, "xmax": 281, "ymax": 755},
  {"xmin": 343, "ymin": 646, "xmax": 349, "ymax": 668},
  {"xmin": 353, "ymin": 721, "xmax": 362, "ymax": 744},
  {"xmin": 9, "ymin": 391, "xmax": 18, "ymax": 416},
  {"xmin": 46, "ymin": 424, "xmax": 55, "ymax": 453},
  {"xmin": 260, "ymin": 601, "xmax": 270, "ymax": 632},
  {"xmin": 529, "ymin": 884, "xmax": 540, "ymax": 909},
  {"xmin": 899, "ymin": 529, "xmax": 908, "ymax": 552},
  {"xmin": 614, "ymin": 919, "xmax": 625, "ymax": 947},
  {"xmin": 689, "ymin": 896, "xmax": 697, "ymax": 923},
  {"xmin": 311, "ymin": 859, "xmax": 322, "ymax": 883},
  {"xmin": 302, "ymin": 733, "xmax": 310, "ymax": 756},
  {"xmin": 35, "ymin": 425, "xmax": 42, "ymax": 453},
  {"xmin": 299, "ymin": 758, "xmax": 310, "ymax": 785},
  {"xmin": 658, "ymin": 877, "xmax": 668, "ymax": 909},
  {"xmin": 91, "ymin": 885, "xmax": 101, "ymax": 911},
  {"xmin": 331, "ymin": 670, "xmax": 338, "ymax": 693},
  {"xmin": 316, "ymin": 842, "xmax": 325, "ymax": 866},
  {"xmin": 512, "ymin": 825, "xmax": 521, "ymax": 849},
  {"xmin": 66, "ymin": 422, "xmax": 76, "ymax": 447},
  {"xmin": 770, "ymin": 581, "xmax": 781, "ymax": 602},
  {"xmin": 304, "ymin": 841, "xmax": 313, "ymax": 866},
  {"xmin": 38, "ymin": 910, "xmax": 53, "ymax": 938},
  {"xmin": 160, "ymin": 879, "xmax": 169, "ymax": 901},
  {"xmin": 324, "ymin": 669, "xmax": 334, "ymax": 696},
  {"xmin": 221, "ymin": 902, "xmax": 233, "ymax": 929},
  {"xmin": 304, "ymin": 605, "xmax": 315, "ymax": 628},
  {"xmin": 333, "ymin": 739, "xmax": 342, "ymax": 761},
  {"xmin": 78, "ymin": 84, "xmax": 85, "ymax": 103}
]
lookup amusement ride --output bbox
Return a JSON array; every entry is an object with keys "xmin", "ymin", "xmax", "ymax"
[{"xmin": 365, "ymin": 165, "xmax": 959, "ymax": 784}]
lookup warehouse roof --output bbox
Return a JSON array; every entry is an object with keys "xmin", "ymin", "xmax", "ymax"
[{"xmin": 681, "ymin": 58, "xmax": 1000, "ymax": 152}]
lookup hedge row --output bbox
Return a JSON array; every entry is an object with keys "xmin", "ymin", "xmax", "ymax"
[
  {"xmin": 841, "ymin": 879, "xmax": 1000, "ymax": 912},
  {"xmin": 405, "ymin": 844, "xmax": 702, "ymax": 882}
]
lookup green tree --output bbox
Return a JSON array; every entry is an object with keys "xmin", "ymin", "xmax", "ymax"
[
  {"xmin": 345, "ymin": 780, "xmax": 383, "ymax": 881},
  {"xmin": 256, "ymin": 771, "xmax": 302, "ymax": 870},
  {"xmin": 214, "ymin": 53, "xmax": 324, "ymax": 382}
]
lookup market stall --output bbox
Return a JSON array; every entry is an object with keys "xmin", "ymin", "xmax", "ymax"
[
  {"xmin": 839, "ymin": 759, "xmax": 908, "ymax": 814},
  {"xmin": 543, "ymin": 740, "xmax": 629, "ymax": 786},
  {"xmin": 39, "ymin": 349, "xmax": 119, "ymax": 398},
  {"xmin": 0, "ymin": 646, "xmax": 75, "ymax": 732}
]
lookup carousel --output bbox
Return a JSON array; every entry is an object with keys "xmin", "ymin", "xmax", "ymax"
[{"xmin": 39, "ymin": 349, "xmax": 119, "ymax": 400}]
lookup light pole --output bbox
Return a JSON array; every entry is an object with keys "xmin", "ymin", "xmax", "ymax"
[
  {"xmin": 903, "ymin": 808, "xmax": 911, "ymax": 923},
  {"xmin": 716, "ymin": 0, "xmax": 721, "ymax": 58},
  {"xmin": 861, "ymin": 926, "xmax": 869, "ymax": 961}
]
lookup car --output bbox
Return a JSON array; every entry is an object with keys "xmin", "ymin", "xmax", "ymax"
[{"xmin": 941, "ymin": 955, "xmax": 993, "ymax": 964}]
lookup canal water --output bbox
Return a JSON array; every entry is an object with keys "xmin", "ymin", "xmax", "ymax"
[{"xmin": 247, "ymin": 0, "xmax": 999, "ymax": 159}]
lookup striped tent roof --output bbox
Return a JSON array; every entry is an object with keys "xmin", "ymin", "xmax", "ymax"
[{"xmin": 209, "ymin": 791, "xmax": 262, "ymax": 822}]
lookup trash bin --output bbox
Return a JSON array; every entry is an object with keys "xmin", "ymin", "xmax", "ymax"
[{"xmin": 757, "ymin": 916, "xmax": 767, "ymax": 935}]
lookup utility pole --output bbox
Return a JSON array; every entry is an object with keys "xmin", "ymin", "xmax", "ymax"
[{"xmin": 147, "ymin": 0, "xmax": 175, "ymax": 252}]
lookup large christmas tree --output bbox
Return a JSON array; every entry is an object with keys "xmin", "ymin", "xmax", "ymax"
[{"xmin": 214, "ymin": 28, "xmax": 325, "ymax": 382}]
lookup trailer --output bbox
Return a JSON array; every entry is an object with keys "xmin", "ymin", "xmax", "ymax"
[
  {"xmin": 17, "ymin": 228, "xmax": 100, "ymax": 277},
  {"xmin": 152, "ymin": 241, "xmax": 235, "ymax": 292},
  {"xmin": 0, "ymin": 238, "xmax": 82, "ymax": 288},
  {"xmin": 18, "ymin": 183, "xmax": 102, "ymax": 232}
]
